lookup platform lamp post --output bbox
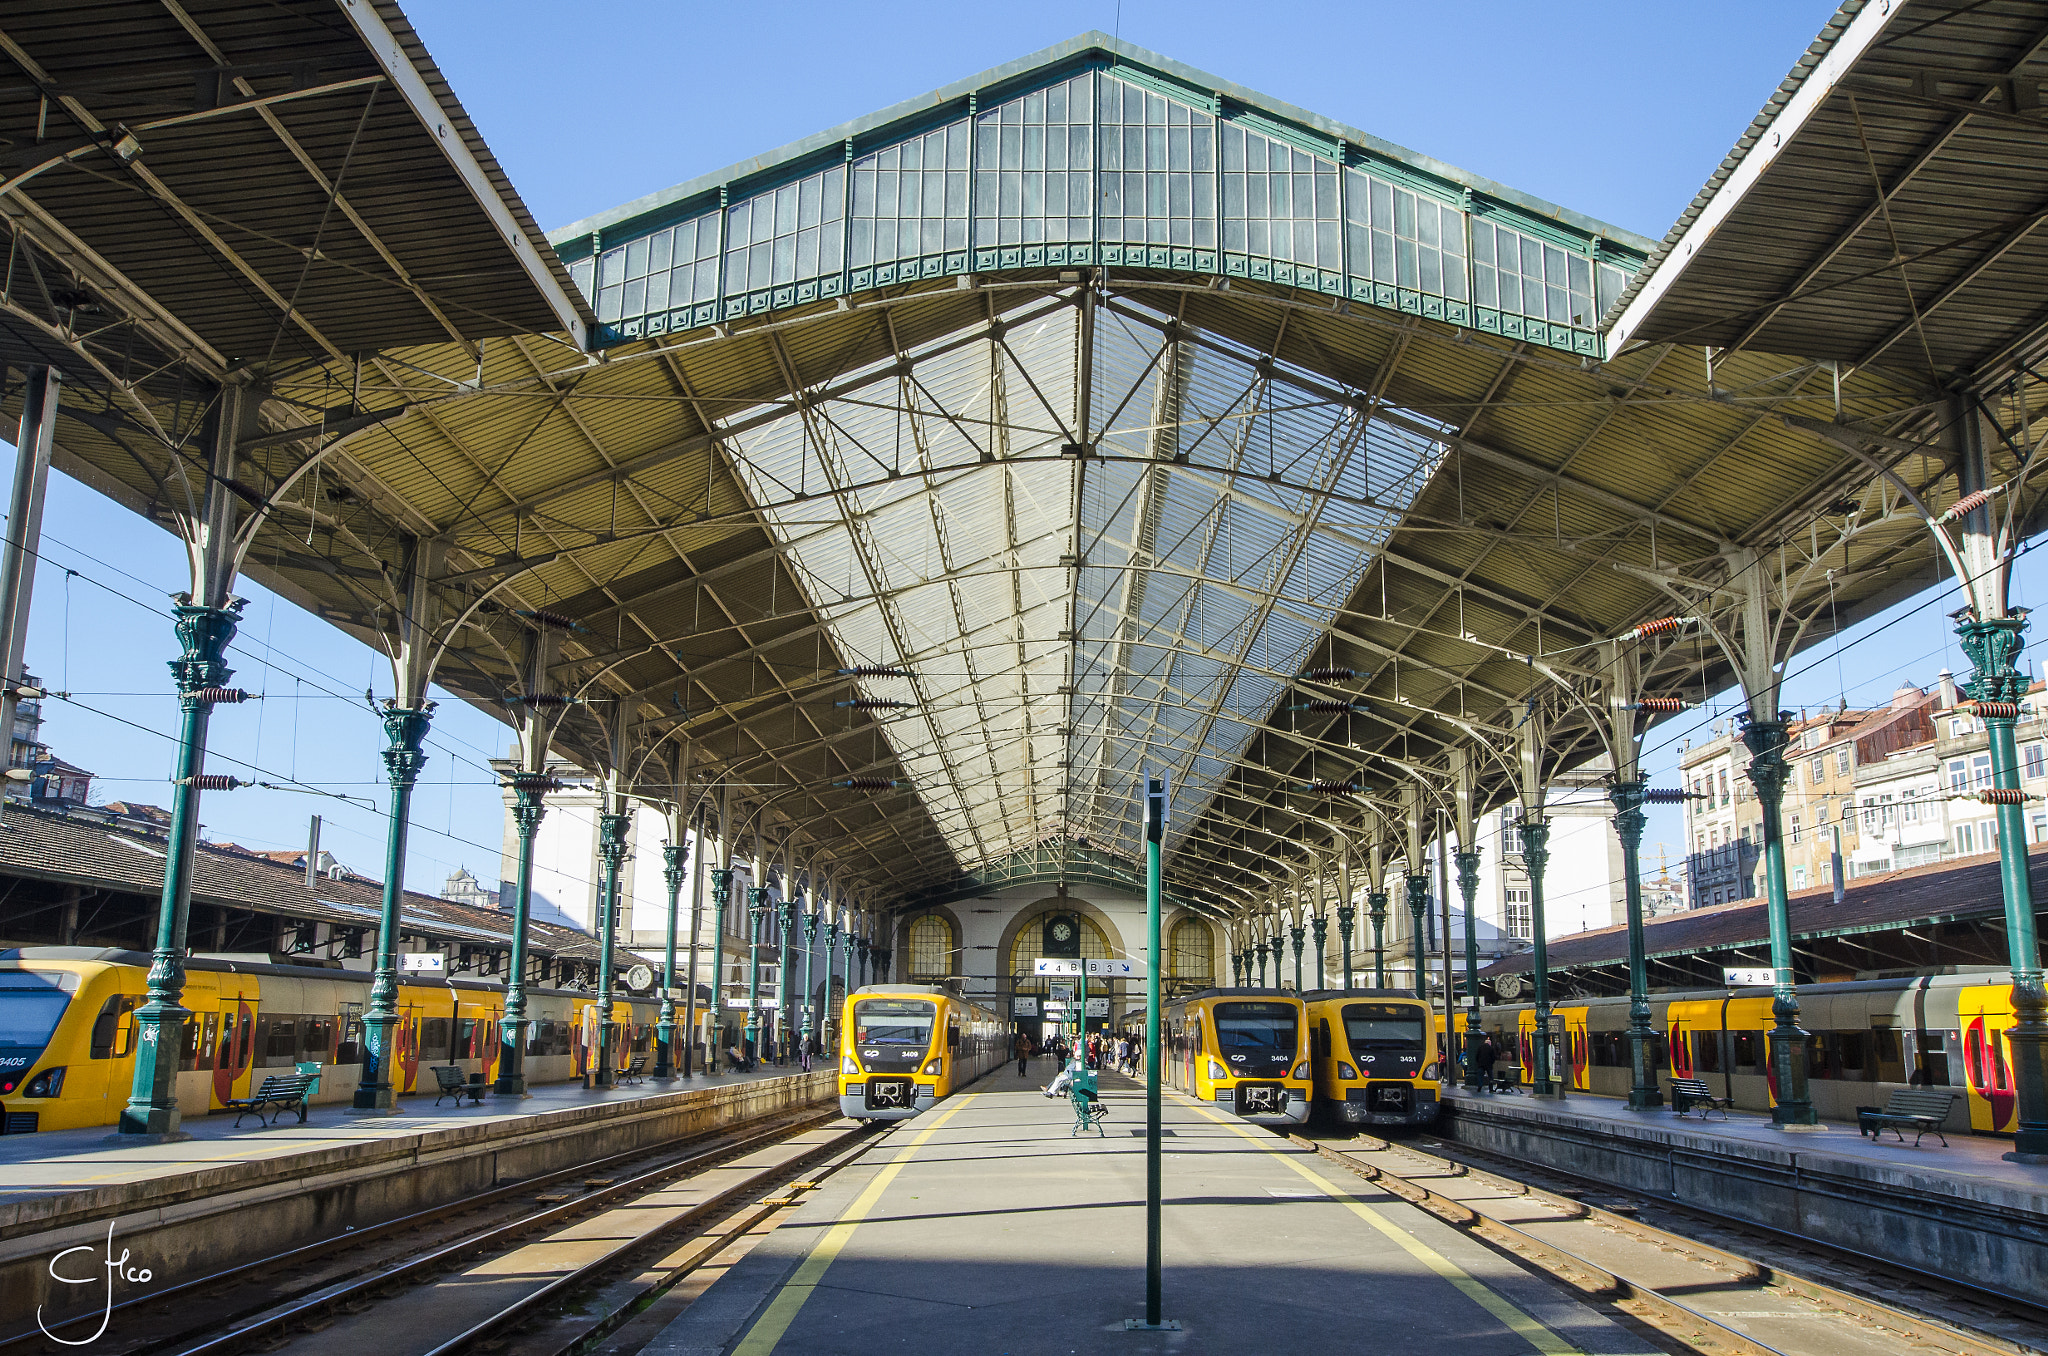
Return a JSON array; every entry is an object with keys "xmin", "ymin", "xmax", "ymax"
[
  {"xmin": 1128, "ymin": 771, "xmax": 1176, "ymax": 1333},
  {"xmin": 120, "ymin": 382, "xmax": 261, "ymax": 1139}
]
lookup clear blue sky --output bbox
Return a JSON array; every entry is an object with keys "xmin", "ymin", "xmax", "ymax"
[{"xmin": 21, "ymin": 0, "xmax": 2005, "ymax": 896}]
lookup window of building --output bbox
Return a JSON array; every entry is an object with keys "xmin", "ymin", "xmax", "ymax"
[
  {"xmin": 906, "ymin": 914, "xmax": 955, "ymax": 980},
  {"xmin": 856, "ymin": 121, "xmax": 969, "ymax": 266},
  {"xmin": 728, "ymin": 162, "xmax": 849, "ymax": 294},
  {"xmin": 2034, "ymin": 812, "xmax": 2048, "ymax": 844},
  {"xmin": 1793, "ymin": 866, "xmax": 1807, "ymax": 889},
  {"xmin": 2027, "ymin": 744, "xmax": 2046, "ymax": 780},
  {"xmin": 1957, "ymin": 822, "xmax": 1975, "ymax": 855},
  {"xmin": 1008, "ymin": 911, "xmax": 1112, "ymax": 992},
  {"xmin": 1788, "ymin": 814, "xmax": 1801, "ymax": 844},
  {"xmin": 1169, "ymin": 917, "xmax": 1214, "ymax": 986},
  {"xmin": 1502, "ymin": 803, "xmax": 1524, "ymax": 855},
  {"xmin": 1738, "ymin": 825, "xmax": 1751, "ymax": 846},
  {"xmin": 1815, "ymin": 799, "xmax": 1829, "ymax": 824},
  {"xmin": 1836, "ymin": 747, "xmax": 1851, "ymax": 777},
  {"xmin": 1972, "ymin": 753, "xmax": 1993, "ymax": 788},
  {"xmin": 1951, "ymin": 716, "xmax": 1972, "ymax": 738},
  {"xmin": 1949, "ymin": 758, "xmax": 1969, "ymax": 792},
  {"xmin": 1357, "ymin": 171, "xmax": 1467, "ymax": 299},
  {"xmin": 1103, "ymin": 76, "xmax": 1216, "ymax": 251},
  {"xmin": 1223, "ymin": 124, "xmax": 1338, "ymax": 270},
  {"xmin": 1503, "ymin": 887, "xmax": 1531, "ymax": 939},
  {"xmin": 1810, "ymin": 755, "xmax": 1825, "ymax": 784},
  {"xmin": 1470, "ymin": 218, "xmax": 1586, "ymax": 325},
  {"xmin": 1718, "ymin": 770, "xmax": 1731, "ymax": 806}
]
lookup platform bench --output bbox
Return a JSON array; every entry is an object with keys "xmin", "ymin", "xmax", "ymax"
[
  {"xmin": 226, "ymin": 1073, "xmax": 318, "ymax": 1127},
  {"xmin": 1669, "ymin": 1077, "xmax": 1732, "ymax": 1119},
  {"xmin": 431, "ymin": 1064, "xmax": 487, "ymax": 1107},
  {"xmin": 618, "ymin": 1055, "xmax": 648, "ymax": 1086},
  {"xmin": 1859, "ymin": 1090, "xmax": 1959, "ymax": 1146}
]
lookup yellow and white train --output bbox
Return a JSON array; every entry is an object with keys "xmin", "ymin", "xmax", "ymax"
[
  {"xmin": 0, "ymin": 947, "xmax": 658, "ymax": 1134},
  {"xmin": 1304, "ymin": 989, "xmax": 1442, "ymax": 1127},
  {"xmin": 836, "ymin": 984, "xmax": 1006, "ymax": 1122}
]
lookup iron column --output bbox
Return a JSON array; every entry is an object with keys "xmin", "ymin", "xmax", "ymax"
[
  {"xmin": 1523, "ymin": 818, "xmax": 1556, "ymax": 1097},
  {"xmin": 776, "ymin": 884, "xmax": 796, "ymax": 1064},
  {"xmin": 683, "ymin": 817, "xmax": 706, "ymax": 1077},
  {"xmin": 709, "ymin": 866, "xmax": 731, "ymax": 1072},
  {"xmin": 1290, "ymin": 921, "xmax": 1305, "ymax": 993},
  {"xmin": 1457, "ymin": 848, "xmax": 1483, "ymax": 1092},
  {"xmin": 1742, "ymin": 718, "xmax": 1816, "ymax": 1124},
  {"xmin": 351, "ymin": 700, "xmax": 433, "ymax": 1112},
  {"xmin": 1311, "ymin": 915, "xmax": 1328, "ymax": 992},
  {"xmin": 1368, "ymin": 890, "xmax": 1388, "ymax": 988},
  {"xmin": 656, "ymin": 839, "xmax": 687, "ymax": 1080},
  {"xmin": 592, "ymin": 807, "xmax": 628, "ymax": 1088},
  {"xmin": 495, "ymin": 772, "xmax": 551, "ymax": 1096},
  {"xmin": 1404, "ymin": 872, "xmax": 1430, "ymax": 1002},
  {"xmin": 746, "ymin": 882, "xmax": 768, "ymax": 1062},
  {"xmin": 1610, "ymin": 780, "xmax": 1662, "ymax": 1109},
  {"xmin": 801, "ymin": 895, "xmax": 821, "ymax": 1063},
  {"xmin": 119, "ymin": 600, "xmax": 243, "ymax": 1136}
]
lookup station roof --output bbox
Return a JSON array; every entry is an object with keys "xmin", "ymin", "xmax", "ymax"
[{"xmin": 5, "ymin": 14, "xmax": 2041, "ymax": 928}]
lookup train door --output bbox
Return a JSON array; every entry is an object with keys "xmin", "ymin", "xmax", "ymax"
[
  {"xmin": 397, "ymin": 991, "xmax": 423, "ymax": 1094},
  {"xmin": 1515, "ymin": 1009, "xmax": 1536, "ymax": 1086},
  {"xmin": 1960, "ymin": 983, "xmax": 2017, "ymax": 1134},
  {"xmin": 1722, "ymin": 996, "xmax": 1776, "ymax": 1109},
  {"xmin": 211, "ymin": 980, "xmax": 258, "ymax": 1109},
  {"xmin": 75, "ymin": 984, "xmax": 141, "ymax": 1122},
  {"xmin": 1562, "ymin": 1008, "xmax": 1590, "ymax": 1090},
  {"xmin": 175, "ymin": 974, "xmax": 219, "ymax": 1117}
]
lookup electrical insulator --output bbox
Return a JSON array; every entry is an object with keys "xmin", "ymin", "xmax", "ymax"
[
  {"xmin": 1965, "ymin": 700, "xmax": 2021, "ymax": 720},
  {"xmin": 838, "ymin": 666, "xmax": 908, "ymax": 678},
  {"xmin": 1628, "ymin": 616, "xmax": 1694, "ymax": 640},
  {"xmin": 839, "ymin": 777, "xmax": 897, "ymax": 790},
  {"xmin": 1298, "ymin": 779, "xmax": 1359, "ymax": 793},
  {"xmin": 1641, "ymin": 788, "xmax": 1704, "ymax": 804},
  {"xmin": 1937, "ymin": 488, "xmax": 1996, "ymax": 524},
  {"xmin": 1977, "ymin": 787, "xmax": 2029, "ymax": 805},
  {"xmin": 184, "ymin": 774, "xmax": 244, "ymax": 791},
  {"xmin": 512, "ymin": 692, "xmax": 574, "ymax": 707},
  {"xmin": 1627, "ymin": 697, "xmax": 1693, "ymax": 713},
  {"xmin": 190, "ymin": 687, "xmax": 252, "ymax": 704},
  {"xmin": 836, "ymin": 698, "xmax": 913, "ymax": 710},
  {"xmin": 518, "ymin": 608, "xmax": 579, "ymax": 630},
  {"xmin": 1300, "ymin": 667, "xmax": 1359, "ymax": 682},
  {"xmin": 1291, "ymin": 699, "xmax": 1364, "ymax": 713}
]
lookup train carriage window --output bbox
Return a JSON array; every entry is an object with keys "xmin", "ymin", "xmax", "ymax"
[
  {"xmin": 301, "ymin": 1016, "xmax": 336, "ymax": 1065},
  {"xmin": 336, "ymin": 1004, "xmax": 363, "ymax": 1065},
  {"xmin": 1835, "ymin": 1031, "xmax": 1868, "ymax": 1079},
  {"xmin": 0, "ymin": 986, "xmax": 71, "ymax": 1050},
  {"xmin": 1732, "ymin": 1030, "xmax": 1765, "ymax": 1073},
  {"xmin": 1807, "ymin": 1031, "xmax": 1834, "ymax": 1079},
  {"xmin": 454, "ymin": 1017, "xmax": 478, "ymax": 1059},
  {"xmin": 421, "ymin": 1017, "xmax": 452, "ymax": 1061},
  {"xmin": 854, "ymin": 998, "xmax": 936, "ymax": 1045},
  {"xmin": 1914, "ymin": 1031, "xmax": 1950, "ymax": 1086},
  {"xmin": 1341, "ymin": 1004, "xmax": 1423, "ymax": 1051},
  {"xmin": 259, "ymin": 1016, "xmax": 300, "ymax": 1067},
  {"xmin": 89, "ymin": 995, "xmax": 141, "ymax": 1058},
  {"xmin": 1691, "ymin": 1031, "xmax": 1722, "ymax": 1074},
  {"xmin": 1873, "ymin": 1029, "xmax": 1906, "ymax": 1083}
]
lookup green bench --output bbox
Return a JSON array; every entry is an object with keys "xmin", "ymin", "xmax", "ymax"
[
  {"xmin": 226, "ymin": 1072, "xmax": 318, "ymax": 1127},
  {"xmin": 1069, "ymin": 1070, "xmax": 1108, "ymax": 1137},
  {"xmin": 431, "ymin": 1064, "xmax": 487, "ymax": 1107},
  {"xmin": 1669, "ymin": 1077, "xmax": 1732, "ymax": 1119}
]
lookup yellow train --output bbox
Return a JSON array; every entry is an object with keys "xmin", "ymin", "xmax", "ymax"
[
  {"xmin": 1474, "ymin": 972, "xmax": 2021, "ymax": 1135},
  {"xmin": 1303, "ymin": 989, "xmax": 1441, "ymax": 1127},
  {"xmin": 1163, "ymin": 988, "xmax": 1312, "ymax": 1125},
  {"xmin": 836, "ymin": 984, "xmax": 1006, "ymax": 1122},
  {"xmin": 0, "ymin": 947, "xmax": 658, "ymax": 1134}
]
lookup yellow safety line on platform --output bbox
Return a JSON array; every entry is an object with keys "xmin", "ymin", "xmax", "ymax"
[
  {"xmin": 1194, "ymin": 1107, "xmax": 1576, "ymax": 1355},
  {"xmin": 732, "ymin": 1095, "xmax": 980, "ymax": 1356}
]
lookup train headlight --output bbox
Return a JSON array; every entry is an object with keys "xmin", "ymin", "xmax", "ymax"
[
  {"xmin": 922, "ymin": 1057, "xmax": 943, "ymax": 1075},
  {"xmin": 1206, "ymin": 1059, "xmax": 1230, "ymax": 1081},
  {"xmin": 840, "ymin": 1056, "xmax": 860, "ymax": 1075},
  {"xmin": 23, "ymin": 1066, "xmax": 64, "ymax": 1098},
  {"xmin": 1291, "ymin": 1061, "xmax": 1310, "ymax": 1080},
  {"xmin": 1337, "ymin": 1062, "xmax": 1358, "ymax": 1080},
  {"xmin": 1421, "ymin": 1061, "xmax": 1440, "ymax": 1082}
]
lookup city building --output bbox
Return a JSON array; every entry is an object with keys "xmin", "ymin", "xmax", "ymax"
[{"xmin": 1468, "ymin": 796, "xmax": 1627, "ymax": 943}]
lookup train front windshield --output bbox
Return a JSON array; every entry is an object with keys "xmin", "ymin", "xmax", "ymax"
[
  {"xmin": 853, "ymin": 999, "xmax": 937, "ymax": 1048},
  {"xmin": 1343, "ymin": 1004, "xmax": 1425, "ymax": 1051},
  {"xmin": 1214, "ymin": 1003, "xmax": 1297, "ymax": 1058},
  {"xmin": 0, "ymin": 986, "xmax": 69, "ymax": 1048}
]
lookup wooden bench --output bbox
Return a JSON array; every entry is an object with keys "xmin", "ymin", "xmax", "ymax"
[
  {"xmin": 226, "ymin": 1072, "xmax": 318, "ymax": 1127},
  {"xmin": 1670, "ymin": 1076, "xmax": 1732, "ymax": 1119},
  {"xmin": 430, "ymin": 1064, "xmax": 487, "ymax": 1107},
  {"xmin": 1859, "ymin": 1090, "xmax": 1959, "ymax": 1146}
]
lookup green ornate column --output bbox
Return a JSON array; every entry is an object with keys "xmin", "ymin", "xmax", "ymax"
[
  {"xmin": 776, "ymin": 891, "xmax": 796, "ymax": 1063},
  {"xmin": 856, "ymin": 936, "xmax": 870, "ymax": 990},
  {"xmin": 801, "ymin": 904, "xmax": 821, "ymax": 1060},
  {"xmin": 1741, "ymin": 718, "xmax": 1816, "ymax": 1124},
  {"xmin": 350, "ymin": 699, "xmax": 435, "ymax": 1113},
  {"xmin": 1311, "ymin": 915, "xmax": 1328, "ymax": 991},
  {"xmin": 1957, "ymin": 616, "xmax": 2048, "ymax": 1158},
  {"xmin": 1609, "ymin": 780, "xmax": 1662, "ymax": 1110},
  {"xmin": 119, "ymin": 599, "xmax": 244, "ymax": 1138},
  {"xmin": 1289, "ymin": 922, "xmax": 1305, "ymax": 992},
  {"xmin": 655, "ymin": 841, "xmax": 687, "ymax": 1080},
  {"xmin": 1456, "ymin": 849, "xmax": 1483, "ymax": 1093},
  {"xmin": 591, "ymin": 808, "xmax": 629, "ymax": 1089},
  {"xmin": 1368, "ymin": 891, "xmax": 1389, "ymax": 988},
  {"xmin": 1522, "ymin": 819, "xmax": 1557, "ymax": 1097},
  {"xmin": 1253, "ymin": 937, "xmax": 1266, "ymax": 987},
  {"xmin": 1404, "ymin": 872, "xmax": 1430, "ymax": 1002},
  {"xmin": 1337, "ymin": 906, "xmax": 1355, "ymax": 990},
  {"xmin": 745, "ymin": 884, "xmax": 769, "ymax": 1061},
  {"xmin": 494, "ymin": 772, "xmax": 552, "ymax": 1097},
  {"xmin": 709, "ymin": 868, "xmax": 731, "ymax": 1072}
]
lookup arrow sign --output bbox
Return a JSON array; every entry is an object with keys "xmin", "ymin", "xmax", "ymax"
[
  {"xmin": 1033, "ymin": 957, "xmax": 1084, "ymax": 976},
  {"xmin": 1085, "ymin": 958, "xmax": 1147, "ymax": 978}
]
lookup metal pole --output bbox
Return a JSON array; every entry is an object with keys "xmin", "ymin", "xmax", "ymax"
[
  {"xmin": 1337, "ymin": 849, "xmax": 1355, "ymax": 990},
  {"xmin": 1368, "ymin": 891, "xmax": 1388, "ymax": 988},
  {"xmin": 801, "ymin": 888, "xmax": 820, "ymax": 1063},
  {"xmin": 709, "ymin": 865, "xmax": 731, "ymax": 1072},
  {"xmin": 0, "ymin": 367, "xmax": 58, "ymax": 819},
  {"xmin": 777, "ymin": 879, "xmax": 796, "ymax": 1064},
  {"xmin": 1136, "ymin": 773, "xmax": 1172, "ymax": 1331},
  {"xmin": 1457, "ymin": 848, "xmax": 1483, "ymax": 1092},
  {"xmin": 1405, "ymin": 871, "xmax": 1430, "ymax": 1002},
  {"xmin": 118, "ymin": 601, "xmax": 242, "ymax": 1136},
  {"xmin": 683, "ymin": 813, "xmax": 706, "ymax": 1077},
  {"xmin": 494, "ymin": 772, "xmax": 550, "ymax": 1096},
  {"xmin": 351, "ymin": 700, "xmax": 433, "ymax": 1112},
  {"xmin": 1290, "ymin": 919, "xmax": 1304, "ymax": 993},
  {"xmin": 1523, "ymin": 818, "xmax": 1556, "ymax": 1097},
  {"xmin": 746, "ymin": 880, "xmax": 767, "ymax": 1064},
  {"xmin": 1610, "ymin": 780, "xmax": 1661, "ymax": 1109},
  {"xmin": 592, "ymin": 806, "xmax": 628, "ymax": 1088},
  {"xmin": 656, "ymin": 838, "xmax": 686, "ymax": 1080},
  {"xmin": 1741, "ymin": 718, "xmax": 1816, "ymax": 1124}
]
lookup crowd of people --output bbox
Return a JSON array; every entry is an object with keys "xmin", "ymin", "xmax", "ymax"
[{"xmin": 1012, "ymin": 1028, "xmax": 1143, "ymax": 1079}]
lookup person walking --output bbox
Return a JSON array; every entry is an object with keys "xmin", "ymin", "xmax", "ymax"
[
  {"xmin": 1476, "ymin": 1032, "xmax": 1499, "ymax": 1091},
  {"xmin": 1014, "ymin": 1030, "xmax": 1031, "ymax": 1078}
]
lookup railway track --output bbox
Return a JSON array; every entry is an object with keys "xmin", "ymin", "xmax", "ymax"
[
  {"xmin": 8, "ymin": 1106, "xmax": 866, "ymax": 1356},
  {"xmin": 1302, "ymin": 1130, "xmax": 2047, "ymax": 1356}
]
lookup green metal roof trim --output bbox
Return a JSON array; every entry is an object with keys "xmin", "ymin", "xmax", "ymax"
[{"xmin": 545, "ymin": 33, "xmax": 1654, "ymax": 359}]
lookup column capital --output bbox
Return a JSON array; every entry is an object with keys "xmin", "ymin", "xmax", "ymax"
[
  {"xmin": 380, "ymin": 702, "xmax": 436, "ymax": 786},
  {"xmin": 1607, "ymin": 780, "xmax": 1647, "ymax": 850},
  {"xmin": 1958, "ymin": 613, "xmax": 2030, "ymax": 704}
]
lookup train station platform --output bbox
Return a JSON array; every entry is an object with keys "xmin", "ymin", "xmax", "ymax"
[
  {"xmin": 0, "ymin": 1066, "xmax": 836, "ymax": 1329},
  {"xmin": 1438, "ymin": 1085, "xmax": 2048, "ymax": 1299},
  {"xmin": 645, "ymin": 1071, "xmax": 1660, "ymax": 1355}
]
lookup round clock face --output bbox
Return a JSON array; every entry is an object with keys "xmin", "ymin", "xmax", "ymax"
[{"xmin": 1051, "ymin": 921, "xmax": 1074, "ymax": 943}]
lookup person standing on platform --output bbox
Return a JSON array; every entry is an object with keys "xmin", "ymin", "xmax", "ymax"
[
  {"xmin": 1015, "ymin": 1031, "xmax": 1031, "ymax": 1077},
  {"xmin": 1476, "ymin": 1032, "xmax": 1499, "ymax": 1091}
]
